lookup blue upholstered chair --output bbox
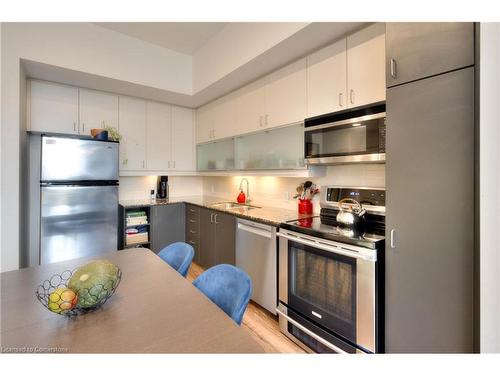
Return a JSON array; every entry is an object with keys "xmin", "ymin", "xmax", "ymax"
[
  {"xmin": 192, "ymin": 264, "xmax": 252, "ymax": 325},
  {"xmin": 157, "ymin": 242, "xmax": 195, "ymax": 278}
]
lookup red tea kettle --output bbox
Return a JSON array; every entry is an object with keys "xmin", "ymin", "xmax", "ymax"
[{"xmin": 236, "ymin": 190, "xmax": 246, "ymax": 204}]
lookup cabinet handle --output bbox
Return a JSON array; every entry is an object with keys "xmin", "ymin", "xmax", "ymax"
[
  {"xmin": 212, "ymin": 129, "xmax": 215, "ymax": 139},
  {"xmin": 189, "ymin": 208, "xmax": 196, "ymax": 213},
  {"xmin": 189, "ymin": 219, "xmax": 196, "ymax": 223},
  {"xmin": 173, "ymin": 161, "xmax": 176, "ymax": 169},
  {"xmin": 259, "ymin": 116, "xmax": 263, "ymax": 127},
  {"xmin": 82, "ymin": 123, "xmax": 85, "ymax": 133},
  {"xmin": 349, "ymin": 90, "xmax": 354, "ymax": 104},
  {"xmin": 73, "ymin": 122, "xmax": 77, "ymax": 132},
  {"xmin": 390, "ymin": 58, "xmax": 397, "ymax": 79},
  {"xmin": 338, "ymin": 93, "xmax": 343, "ymax": 107},
  {"xmin": 214, "ymin": 214, "xmax": 219, "ymax": 224},
  {"xmin": 390, "ymin": 229, "xmax": 396, "ymax": 249},
  {"xmin": 189, "ymin": 230, "xmax": 196, "ymax": 234},
  {"xmin": 265, "ymin": 114, "xmax": 268, "ymax": 126},
  {"xmin": 210, "ymin": 213, "xmax": 214, "ymax": 223},
  {"xmin": 142, "ymin": 160, "xmax": 145, "ymax": 169},
  {"xmin": 189, "ymin": 240, "xmax": 196, "ymax": 245},
  {"xmin": 168, "ymin": 161, "xmax": 171, "ymax": 169}
]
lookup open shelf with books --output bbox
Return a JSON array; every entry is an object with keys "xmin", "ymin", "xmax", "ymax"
[{"xmin": 118, "ymin": 205, "xmax": 151, "ymax": 250}]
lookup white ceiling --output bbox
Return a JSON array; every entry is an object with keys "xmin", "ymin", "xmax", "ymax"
[{"xmin": 93, "ymin": 22, "xmax": 228, "ymax": 55}]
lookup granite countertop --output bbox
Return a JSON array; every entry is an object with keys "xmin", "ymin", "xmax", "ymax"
[{"xmin": 119, "ymin": 196, "xmax": 315, "ymax": 227}]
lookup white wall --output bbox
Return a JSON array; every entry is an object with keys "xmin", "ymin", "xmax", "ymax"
[
  {"xmin": 0, "ymin": 23, "xmax": 192, "ymax": 272},
  {"xmin": 193, "ymin": 23, "xmax": 308, "ymax": 92},
  {"xmin": 16, "ymin": 23, "xmax": 192, "ymax": 94},
  {"xmin": 479, "ymin": 22, "xmax": 500, "ymax": 353},
  {"xmin": 117, "ymin": 165, "xmax": 385, "ymax": 210},
  {"xmin": 0, "ymin": 22, "xmax": 3, "ymax": 272},
  {"xmin": 119, "ymin": 176, "xmax": 203, "ymax": 201},
  {"xmin": 201, "ymin": 164, "xmax": 385, "ymax": 212}
]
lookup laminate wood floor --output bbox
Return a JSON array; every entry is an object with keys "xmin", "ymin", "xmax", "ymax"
[{"xmin": 187, "ymin": 262, "xmax": 306, "ymax": 354}]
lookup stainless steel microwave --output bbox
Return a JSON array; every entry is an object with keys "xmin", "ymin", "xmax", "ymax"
[{"xmin": 304, "ymin": 103, "xmax": 386, "ymax": 165}]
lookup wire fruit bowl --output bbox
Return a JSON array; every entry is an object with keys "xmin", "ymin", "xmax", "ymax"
[{"xmin": 35, "ymin": 268, "xmax": 122, "ymax": 316}]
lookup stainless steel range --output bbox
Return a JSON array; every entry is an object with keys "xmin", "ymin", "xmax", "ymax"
[{"xmin": 277, "ymin": 186, "xmax": 385, "ymax": 353}]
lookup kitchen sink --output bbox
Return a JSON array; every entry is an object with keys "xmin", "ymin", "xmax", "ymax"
[{"xmin": 210, "ymin": 202, "xmax": 260, "ymax": 211}]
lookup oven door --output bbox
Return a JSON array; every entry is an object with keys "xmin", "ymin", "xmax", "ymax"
[
  {"xmin": 304, "ymin": 110, "xmax": 386, "ymax": 165},
  {"xmin": 278, "ymin": 229, "xmax": 377, "ymax": 353}
]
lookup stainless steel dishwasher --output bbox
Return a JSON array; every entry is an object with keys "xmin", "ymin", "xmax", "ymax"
[{"xmin": 236, "ymin": 218, "xmax": 277, "ymax": 314}]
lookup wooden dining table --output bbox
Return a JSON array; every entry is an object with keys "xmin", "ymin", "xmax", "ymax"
[{"xmin": 0, "ymin": 248, "xmax": 263, "ymax": 353}]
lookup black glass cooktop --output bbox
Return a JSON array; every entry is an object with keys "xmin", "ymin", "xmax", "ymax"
[{"xmin": 280, "ymin": 212, "xmax": 385, "ymax": 250}]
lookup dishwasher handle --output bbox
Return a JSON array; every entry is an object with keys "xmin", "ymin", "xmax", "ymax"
[{"xmin": 237, "ymin": 222, "xmax": 273, "ymax": 239}]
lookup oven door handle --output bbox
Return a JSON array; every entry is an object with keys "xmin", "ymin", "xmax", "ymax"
[
  {"xmin": 275, "ymin": 307, "xmax": 350, "ymax": 354},
  {"xmin": 277, "ymin": 232, "xmax": 376, "ymax": 262}
]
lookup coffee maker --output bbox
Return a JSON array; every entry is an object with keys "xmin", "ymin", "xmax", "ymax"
[{"xmin": 156, "ymin": 176, "xmax": 169, "ymax": 200}]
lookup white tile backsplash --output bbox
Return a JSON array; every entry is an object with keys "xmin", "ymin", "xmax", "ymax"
[
  {"xmin": 201, "ymin": 164, "xmax": 386, "ymax": 213},
  {"xmin": 119, "ymin": 176, "xmax": 203, "ymax": 201},
  {"xmin": 119, "ymin": 165, "xmax": 385, "ymax": 212}
]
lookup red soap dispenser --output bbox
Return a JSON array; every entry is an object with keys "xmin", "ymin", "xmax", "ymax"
[{"xmin": 237, "ymin": 190, "xmax": 246, "ymax": 204}]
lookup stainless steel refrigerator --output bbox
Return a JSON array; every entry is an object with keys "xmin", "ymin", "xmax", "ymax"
[{"xmin": 28, "ymin": 134, "xmax": 119, "ymax": 266}]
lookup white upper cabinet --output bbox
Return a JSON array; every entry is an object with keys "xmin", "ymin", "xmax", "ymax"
[
  {"xmin": 195, "ymin": 96, "xmax": 236, "ymax": 143},
  {"xmin": 79, "ymin": 89, "xmax": 119, "ymax": 136},
  {"xmin": 196, "ymin": 103, "xmax": 215, "ymax": 144},
  {"xmin": 264, "ymin": 58, "xmax": 307, "ymax": 128},
  {"xmin": 118, "ymin": 96, "xmax": 147, "ymax": 171},
  {"xmin": 29, "ymin": 80, "xmax": 79, "ymax": 134},
  {"xmin": 195, "ymin": 58, "xmax": 307, "ymax": 145},
  {"xmin": 234, "ymin": 81, "xmax": 267, "ymax": 135},
  {"xmin": 307, "ymin": 39, "xmax": 347, "ymax": 117},
  {"xmin": 171, "ymin": 106, "xmax": 195, "ymax": 171},
  {"xmin": 212, "ymin": 95, "xmax": 236, "ymax": 140},
  {"xmin": 29, "ymin": 80, "xmax": 196, "ymax": 175},
  {"xmin": 347, "ymin": 23, "xmax": 386, "ymax": 108},
  {"xmin": 146, "ymin": 101, "xmax": 171, "ymax": 171}
]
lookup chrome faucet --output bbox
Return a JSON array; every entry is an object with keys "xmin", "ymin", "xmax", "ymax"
[{"xmin": 239, "ymin": 178, "xmax": 251, "ymax": 204}]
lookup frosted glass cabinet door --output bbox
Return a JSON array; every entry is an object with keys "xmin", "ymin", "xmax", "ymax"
[
  {"xmin": 197, "ymin": 138, "xmax": 235, "ymax": 171},
  {"xmin": 235, "ymin": 124, "xmax": 305, "ymax": 170}
]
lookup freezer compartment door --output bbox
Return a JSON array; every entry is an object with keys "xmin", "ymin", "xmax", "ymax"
[
  {"xmin": 41, "ymin": 136, "xmax": 119, "ymax": 181},
  {"xmin": 40, "ymin": 185, "xmax": 118, "ymax": 264}
]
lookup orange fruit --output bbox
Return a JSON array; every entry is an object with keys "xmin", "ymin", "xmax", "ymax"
[{"xmin": 48, "ymin": 287, "xmax": 78, "ymax": 313}]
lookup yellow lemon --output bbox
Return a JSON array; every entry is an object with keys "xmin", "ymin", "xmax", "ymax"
[{"xmin": 48, "ymin": 287, "xmax": 78, "ymax": 313}]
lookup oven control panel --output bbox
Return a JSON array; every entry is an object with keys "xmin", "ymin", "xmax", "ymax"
[{"xmin": 324, "ymin": 187, "xmax": 385, "ymax": 207}]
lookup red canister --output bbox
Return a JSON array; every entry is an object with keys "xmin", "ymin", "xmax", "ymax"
[{"xmin": 298, "ymin": 199, "xmax": 313, "ymax": 214}]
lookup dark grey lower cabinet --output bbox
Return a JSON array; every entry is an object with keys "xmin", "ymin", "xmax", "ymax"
[
  {"xmin": 214, "ymin": 211, "xmax": 236, "ymax": 265},
  {"xmin": 199, "ymin": 208, "xmax": 216, "ymax": 267},
  {"xmin": 385, "ymin": 67, "xmax": 474, "ymax": 353},
  {"xmin": 198, "ymin": 208, "xmax": 235, "ymax": 269},
  {"xmin": 151, "ymin": 203, "xmax": 186, "ymax": 254},
  {"xmin": 185, "ymin": 204, "xmax": 201, "ymax": 263}
]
